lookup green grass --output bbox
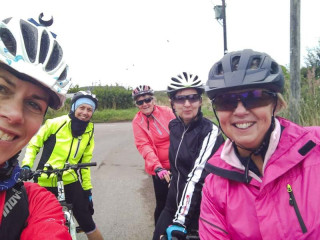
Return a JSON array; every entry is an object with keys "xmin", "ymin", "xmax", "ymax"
[{"xmin": 91, "ymin": 108, "xmax": 138, "ymax": 123}]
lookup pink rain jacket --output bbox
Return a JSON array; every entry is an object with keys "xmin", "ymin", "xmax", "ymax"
[
  {"xmin": 199, "ymin": 117, "xmax": 320, "ymax": 240},
  {"xmin": 0, "ymin": 182, "xmax": 71, "ymax": 240},
  {"xmin": 132, "ymin": 105, "xmax": 175, "ymax": 175}
]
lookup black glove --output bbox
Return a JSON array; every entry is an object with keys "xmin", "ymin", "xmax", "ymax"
[
  {"xmin": 19, "ymin": 166, "xmax": 33, "ymax": 181},
  {"xmin": 84, "ymin": 189, "xmax": 94, "ymax": 215}
]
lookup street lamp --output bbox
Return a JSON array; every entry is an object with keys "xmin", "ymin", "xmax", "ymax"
[{"xmin": 213, "ymin": 0, "xmax": 228, "ymax": 55}]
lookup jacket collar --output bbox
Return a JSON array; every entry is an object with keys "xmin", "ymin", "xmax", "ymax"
[
  {"xmin": 213, "ymin": 117, "xmax": 318, "ymax": 186},
  {"xmin": 220, "ymin": 118, "xmax": 282, "ymax": 182},
  {"xmin": 172, "ymin": 112, "xmax": 203, "ymax": 131}
]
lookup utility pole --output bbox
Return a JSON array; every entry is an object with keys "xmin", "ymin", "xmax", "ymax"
[
  {"xmin": 289, "ymin": 0, "xmax": 301, "ymax": 124},
  {"xmin": 214, "ymin": 0, "xmax": 228, "ymax": 55},
  {"xmin": 222, "ymin": 0, "xmax": 227, "ymax": 55}
]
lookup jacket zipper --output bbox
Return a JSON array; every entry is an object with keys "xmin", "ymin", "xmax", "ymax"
[
  {"xmin": 73, "ymin": 136, "xmax": 82, "ymax": 158},
  {"xmin": 174, "ymin": 125, "xmax": 189, "ymax": 207},
  {"xmin": 287, "ymin": 184, "xmax": 307, "ymax": 233}
]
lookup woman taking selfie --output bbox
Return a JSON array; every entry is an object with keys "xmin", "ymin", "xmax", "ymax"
[
  {"xmin": 0, "ymin": 14, "xmax": 72, "ymax": 239},
  {"xmin": 200, "ymin": 49, "xmax": 320, "ymax": 239}
]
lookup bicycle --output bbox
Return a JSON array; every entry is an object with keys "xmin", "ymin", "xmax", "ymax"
[{"xmin": 27, "ymin": 162, "xmax": 97, "ymax": 240}]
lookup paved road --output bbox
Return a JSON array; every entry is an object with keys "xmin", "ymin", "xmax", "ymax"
[{"xmin": 19, "ymin": 122, "xmax": 156, "ymax": 240}]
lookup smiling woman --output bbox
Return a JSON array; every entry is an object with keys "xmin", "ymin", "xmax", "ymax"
[
  {"xmin": 0, "ymin": 14, "xmax": 73, "ymax": 239},
  {"xmin": 0, "ymin": 68, "xmax": 49, "ymax": 164},
  {"xmin": 200, "ymin": 49, "xmax": 320, "ymax": 239},
  {"xmin": 132, "ymin": 84, "xmax": 175, "ymax": 226},
  {"xmin": 21, "ymin": 90, "xmax": 104, "ymax": 240}
]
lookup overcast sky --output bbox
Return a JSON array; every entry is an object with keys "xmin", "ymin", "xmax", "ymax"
[{"xmin": 2, "ymin": 0, "xmax": 320, "ymax": 90}]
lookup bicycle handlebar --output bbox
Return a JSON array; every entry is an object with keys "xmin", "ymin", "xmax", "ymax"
[
  {"xmin": 30, "ymin": 162, "xmax": 97, "ymax": 178},
  {"xmin": 70, "ymin": 162, "xmax": 97, "ymax": 168}
]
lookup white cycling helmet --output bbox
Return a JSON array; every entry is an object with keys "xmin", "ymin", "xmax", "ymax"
[
  {"xmin": 167, "ymin": 72, "xmax": 204, "ymax": 98},
  {"xmin": 0, "ymin": 13, "xmax": 71, "ymax": 109}
]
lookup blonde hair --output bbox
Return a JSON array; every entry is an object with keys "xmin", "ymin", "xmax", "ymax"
[{"xmin": 275, "ymin": 93, "xmax": 287, "ymax": 114}]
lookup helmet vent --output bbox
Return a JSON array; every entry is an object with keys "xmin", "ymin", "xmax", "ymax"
[
  {"xmin": 171, "ymin": 77, "xmax": 181, "ymax": 83},
  {"xmin": 3, "ymin": 18, "xmax": 12, "ymax": 24},
  {"xmin": 58, "ymin": 66, "xmax": 67, "ymax": 80},
  {"xmin": 231, "ymin": 56, "xmax": 240, "ymax": 71},
  {"xmin": 249, "ymin": 57, "xmax": 261, "ymax": 70},
  {"xmin": 216, "ymin": 63, "xmax": 224, "ymax": 75},
  {"xmin": 0, "ymin": 28, "xmax": 16, "ymax": 56},
  {"xmin": 182, "ymin": 72, "xmax": 189, "ymax": 80},
  {"xmin": 20, "ymin": 20, "xmax": 38, "ymax": 63},
  {"xmin": 270, "ymin": 62, "xmax": 279, "ymax": 74},
  {"xmin": 39, "ymin": 31, "xmax": 50, "ymax": 64},
  {"xmin": 45, "ymin": 40, "xmax": 63, "ymax": 71}
]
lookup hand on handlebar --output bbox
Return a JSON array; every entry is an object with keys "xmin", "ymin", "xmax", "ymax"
[
  {"xmin": 21, "ymin": 162, "xmax": 98, "ymax": 181},
  {"xmin": 19, "ymin": 166, "xmax": 33, "ymax": 181},
  {"xmin": 166, "ymin": 224, "xmax": 187, "ymax": 240},
  {"xmin": 155, "ymin": 167, "xmax": 171, "ymax": 183}
]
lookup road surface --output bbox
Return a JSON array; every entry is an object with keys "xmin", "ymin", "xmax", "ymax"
[{"xmin": 19, "ymin": 122, "xmax": 156, "ymax": 240}]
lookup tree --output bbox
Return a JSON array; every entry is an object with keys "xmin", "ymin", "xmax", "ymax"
[
  {"xmin": 304, "ymin": 40, "xmax": 320, "ymax": 79},
  {"xmin": 68, "ymin": 84, "xmax": 80, "ymax": 93}
]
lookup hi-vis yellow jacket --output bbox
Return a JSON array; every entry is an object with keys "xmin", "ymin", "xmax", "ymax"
[{"xmin": 22, "ymin": 115, "xmax": 94, "ymax": 190}]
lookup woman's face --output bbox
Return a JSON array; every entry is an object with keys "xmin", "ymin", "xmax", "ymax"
[
  {"xmin": 136, "ymin": 94, "xmax": 155, "ymax": 116},
  {"xmin": 215, "ymin": 89, "xmax": 276, "ymax": 154},
  {"xmin": 75, "ymin": 104, "xmax": 94, "ymax": 121},
  {"xmin": 172, "ymin": 88, "xmax": 202, "ymax": 125},
  {"xmin": 0, "ymin": 68, "xmax": 49, "ymax": 164}
]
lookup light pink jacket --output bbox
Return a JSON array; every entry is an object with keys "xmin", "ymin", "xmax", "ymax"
[
  {"xmin": 199, "ymin": 117, "xmax": 320, "ymax": 240},
  {"xmin": 132, "ymin": 105, "xmax": 175, "ymax": 175}
]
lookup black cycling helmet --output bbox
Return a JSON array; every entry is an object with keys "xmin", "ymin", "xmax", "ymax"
[
  {"xmin": 167, "ymin": 72, "xmax": 204, "ymax": 99},
  {"xmin": 205, "ymin": 49, "xmax": 284, "ymax": 100},
  {"xmin": 71, "ymin": 90, "xmax": 98, "ymax": 109}
]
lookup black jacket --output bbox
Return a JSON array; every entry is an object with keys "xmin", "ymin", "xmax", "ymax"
[{"xmin": 167, "ymin": 113, "xmax": 224, "ymax": 227}]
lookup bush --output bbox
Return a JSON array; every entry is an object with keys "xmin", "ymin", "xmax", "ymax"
[{"xmin": 93, "ymin": 85, "xmax": 134, "ymax": 110}]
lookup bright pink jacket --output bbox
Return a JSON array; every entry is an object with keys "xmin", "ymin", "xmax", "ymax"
[
  {"xmin": 132, "ymin": 105, "xmax": 175, "ymax": 175},
  {"xmin": 0, "ymin": 182, "xmax": 71, "ymax": 240},
  {"xmin": 199, "ymin": 117, "xmax": 320, "ymax": 240}
]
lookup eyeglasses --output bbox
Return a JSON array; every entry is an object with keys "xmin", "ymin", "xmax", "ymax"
[
  {"xmin": 212, "ymin": 90, "xmax": 277, "ymax": 111},
  {"xmin": 136, "ymin": 97, "xmax": 153, "ymax": 106},
  {"xmin": 172, "ymin": 94, "xmax": 201, "ymax": 104}
]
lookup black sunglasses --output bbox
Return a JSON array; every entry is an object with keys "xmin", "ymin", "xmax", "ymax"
[
  {"xmin": 172, "ymin": 94, "xmax": 201, "ymax": 104},
  {"xmin": 136, "ymin": 97, "xmax": 153, "ymax": 106},
  {"xmin": 212, "ymin": 90, "xmax": 277, "ymax": 111}
]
